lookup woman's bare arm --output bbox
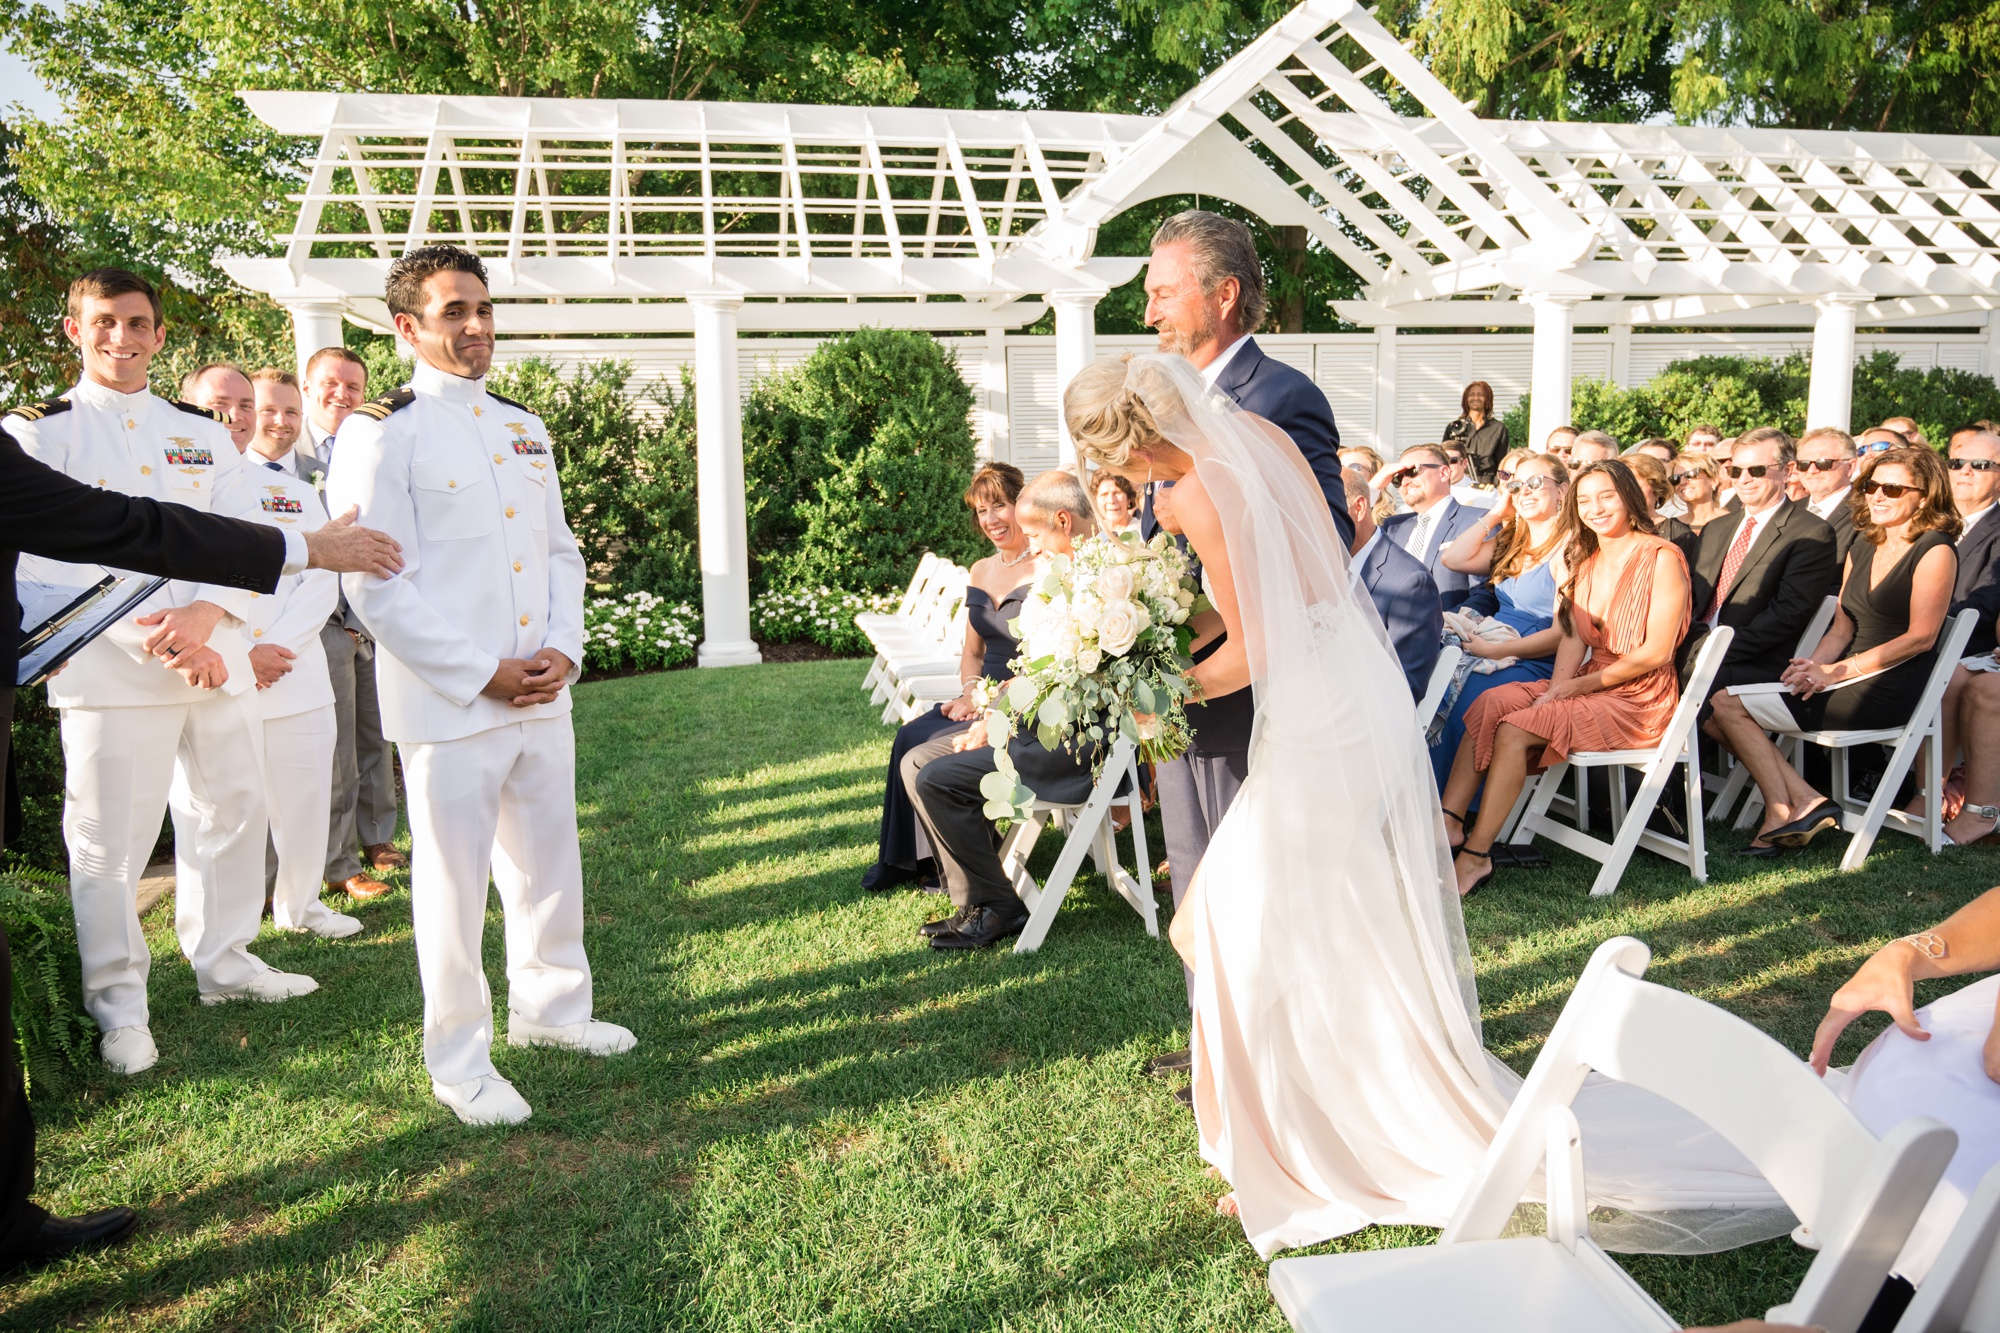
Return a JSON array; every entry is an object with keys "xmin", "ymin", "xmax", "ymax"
[{"xmin": 1810, "ymin": 885, "xmax": 2000, "ymax": 1074}]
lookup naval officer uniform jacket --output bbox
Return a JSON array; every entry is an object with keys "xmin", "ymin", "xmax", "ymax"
[
  {"xmin": 8, "ymin": 378, "xmax": 291, "ymax": 1030},
  {"xmin": 238, "ymin": 451, "xmax": 343, "ymax": 932},
  {"xmin": 327, "ymin": 358, "xmax": 594, "ymax": 1086}
]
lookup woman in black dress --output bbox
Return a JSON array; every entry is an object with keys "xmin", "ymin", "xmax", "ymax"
[
  {"xmin": 1711, "ymin": 446, "xmax": 1960, "ymax": 857},
  {"xmin": 862, "ymin": 462, "xmax": 1035, "ymax": 891}
]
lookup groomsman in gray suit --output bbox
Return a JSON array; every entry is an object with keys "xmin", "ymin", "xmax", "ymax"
[{"xmin": 301, "ymin": 346, "xmax": 398, "ymax": 899}]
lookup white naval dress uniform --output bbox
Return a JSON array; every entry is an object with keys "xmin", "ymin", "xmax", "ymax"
[
  {"xmin": 9, "ymin": 379, "xmax": 283, "ymax": 1030},
  {"xmin": 327, "ymin": 360, "xmax": 593, "ymax": 1087},
  {"xmin": 238, "ymin": 452, "xmax": 343, "ymax": 933}
]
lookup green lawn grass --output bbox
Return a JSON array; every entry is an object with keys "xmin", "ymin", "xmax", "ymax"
[{"xmin": 4, "ymin": 658, "xmax": 1998, "ymax": 1331}]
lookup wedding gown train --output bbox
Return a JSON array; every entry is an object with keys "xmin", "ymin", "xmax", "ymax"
[{"xmin": 1120, "ymin": 354, "xmax": 1791, "ymax": 1259}]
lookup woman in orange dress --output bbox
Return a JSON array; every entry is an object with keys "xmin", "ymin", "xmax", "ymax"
[{"xmin": 1440, "ymin": 460, "xmax": 1692, "ymax": 895}]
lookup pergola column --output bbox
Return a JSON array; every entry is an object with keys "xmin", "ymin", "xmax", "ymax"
[
  {"xmin": 1806, "ymin": 296, "xmax": 1867, "ymax": 431},
  {"xmin": 1526, "ymin": 294, "xmax": 1586, "ymax": 453},
  {"xmin": 283, "ymin": 300, "xmax": 347, "ymax": 382},
  {"xmin": 1373, "ymin": 325, "xmax": 1398, "ymax": 454},
  {"xmin": 690, "ymin": 293, "xmax": 762, "ymax": 668},
  {"xmin": 1050, "ymin": 290, "xmax": 1102, "ymax": 467}
]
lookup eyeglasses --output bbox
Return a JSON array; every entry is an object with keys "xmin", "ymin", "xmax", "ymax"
[
  {"xmin": 1444, "ymin": 454, "xmax": 1465, "ymax": 466},
  {"xmin": 1727, "ymin": 464, "xmax": 1778, "ymax": 479},
  {"xmin": 1949, "ymin": 457, "xmax": 1999, "ymax": 472},
  {"xmin": 1799, "ymin": 458, "xmax": 1849, "ymax": 472},
  {"xmin": 1389, "ymin": 463, "xmax": 1444, "ymax": 485},
  {"xmin": 1495, "ymin": 470, "xmax": 1516, "ymax": 482},
  {"xmin": 1505, "ymin": 476, "xmax": 1557, "ymax": 494},
  {"xmin": 1858, "ymin": 479, "xmax": 1918, "ymax": 499}
]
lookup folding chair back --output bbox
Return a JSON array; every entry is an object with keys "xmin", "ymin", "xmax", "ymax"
[
  {"xmin": 1444, "ymin": 937, "xmax": 1957, "ymax": 1332},
  {"xmin": 1894, "ymin": 1163, "xmax": 2000, "ymax": 1333},
  {"xmin": 998, "ymin": 737, "xmax": 1155, "ymax": 954},
  {"xmin": 1416, "ymin": 645, "xmax": 1463, "ymax": 728},
  {"xmin": 894, "ymin": 552, "xmax": 941, "ymax": 616}
]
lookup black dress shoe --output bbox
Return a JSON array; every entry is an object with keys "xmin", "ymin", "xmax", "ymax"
[
  {"xmin": 918, "ymin": 907, "xmax": 970, "ymax": 938},
  {"xmin": 1146, "ymin": 1048, "xmax": 1192, "ymax": 1078},
  {"xmin": 1764, "ymin": 800, "xmax": 1839, "ymax": 848},
  {"xmin": 1734, "ymin": 841, "xmax": 1784, "ymax": 859},
  {"xmin": 1173, "ymin": 1084, "xmax": 1193, "ymax": 1111},
  {"xmin": 928, "ymin": 904, "xmax": 1029, "ymax": 950},
  {"xmin": 19, "ymin": 1207, "xmax": 138, "ymax": 1266}
]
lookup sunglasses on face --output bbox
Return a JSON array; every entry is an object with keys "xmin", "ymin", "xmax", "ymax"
[
  {"xmin": 1505, "ymin": 476, "xmax": 1556, "ymax": 494},
  {"xmin": 1670, "ymin": 471, "xmax": 1704, "ymax": 485},
  {"xmin": 1859, "ymin": 479, "xmax": 1917, "ymax": 499},
  {"xmin": 1727, "ymin": 464, "xmax": 1778, "ymax": 479},
  {"xmin": 1949, "ymin": 457, "xmax": 2000, "ymax": 472},
  {"xmin": 1799, "ymin": 458, "xmax": 1848, "ymax": 472},
  {"xmin": 1495, "ymin": 470, "xmax": 1516, "ymax": 482},
  {"xmin": 1860, "ymin": 440, "xmax": 1898, "ymax": 454},
  {"xmin": 1390, "ymin": 463, "xmax": 1444, "ymax": 485}
]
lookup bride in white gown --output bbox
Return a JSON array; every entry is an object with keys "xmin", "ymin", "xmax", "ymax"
[{"xmin": 1062, "ymin": 353, "xmax": 1788, "ymax": 1259}]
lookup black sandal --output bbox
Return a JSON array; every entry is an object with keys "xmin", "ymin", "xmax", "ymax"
[
  {"xmin": 1456, "ymin": 845, "xmax": 1498, "ymax": 897},
  {"xmin": 1442, "ymin": 808, "xmax": 1468, "ymax": 854}
]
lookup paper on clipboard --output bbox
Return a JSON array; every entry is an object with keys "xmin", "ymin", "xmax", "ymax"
[
  {"xmin": 1726, "ymin": 665, "xmax": 1889, "ymax": 732},
  {"xmin": 16, "ymin": 574, "xmax": 171, "ymax": 688}
]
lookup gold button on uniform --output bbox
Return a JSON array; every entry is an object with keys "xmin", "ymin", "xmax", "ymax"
[
  {"xmin": 191, "ymin": 481, "xmax": 200, "ymax": 489},
  {"xmin": 519, "ymin": 615, "xmax": 530, "ymax": 626},
  {"xmin": 505, "ymin": 506, "xmax": 516, "ymax": 518},
  {"xmin": 96, "ymin": 478, "xmax": 106, "ymax": 486},
  {"xmin": 494, "ymin": 453, "xmax": 505, "ymax": 463},
  {"xmin": 125, "ymin": 419, "xmax": 136, "ymax": 430},
  {"xmin": 513, "ymin": 561, "xmax": 523, "ymax": 572},
  {"xmin": 448, "ymin": 480, "xmax": 457, "ymax": 488},
  {"xmin": 140, "ymin": 465, "xmax": 152, "ymax": 475}
]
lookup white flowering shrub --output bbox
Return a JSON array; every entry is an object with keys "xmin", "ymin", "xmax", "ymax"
[
  {"xmin": 583, "ymin": 591, "xmax": 700, "ymax": 672},
  {"xmin": 754, "ymin": 584, "xmax": 897, "ymax": 656}
]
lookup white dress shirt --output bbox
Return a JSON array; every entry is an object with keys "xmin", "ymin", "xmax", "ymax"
[
  {"xmin": 1200, "ymin": 335, "xmax": 1251, "ymax": 388},
  {"xmin": 305, "ymin": 416, "xmax": 336, "ymax": 466},
  {"xmin": 328, "ymin": 359, "xmax": 587, "ymax": 744},
  {"xmin": 1809, "ymin": 485, "xmax": 1852, "ymax": 522},
  {"xmin": 1450, "ymin": 476, "xmax": 1495, "ymax": 509},
  {"xmin": 239, "ymin": 450, "xmax": 339, "ymax": 718},
  {"xmin": 1959, "ymin": 504, "xmax": 1994, "ymax": 545}
]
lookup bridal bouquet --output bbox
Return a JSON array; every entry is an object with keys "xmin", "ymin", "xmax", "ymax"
[{"xmin": 979, "ymin": 531, "xmax": 1205, "ymax": 824}]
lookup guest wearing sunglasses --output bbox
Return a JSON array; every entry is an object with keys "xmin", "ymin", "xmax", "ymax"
[
  {"xmin": 1796, "ymin": 426, "xmax": 1859, "ymax": 563},
  {"xmin": 1709, "ymin": 447, "xmax": 1959, "ymax": 857},
  {"xmin": 1860, "ymin": 425, "xmax": 1909, "ymax": 455},
  {"xmin": 1441, "ymin": 445, "xmax": 1495, "ymax": 509},
  {"xmin": 1912, "ymin": 430, "xmax": 2000, "ymax": 839},
  {"xmin": 1669, "ymin": 453, "xmax": 1732, "ymax": 535},
  {"xmin": 1379, "ymin": 445, "xmax": 1486, "ymax": 610},
  {"xmin": 1946, "ymin": 429, "xmax": 2000, "ymax": 657}
]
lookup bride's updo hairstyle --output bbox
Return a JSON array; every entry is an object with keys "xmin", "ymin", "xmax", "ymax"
[{"xmin": 1063, "ymin": 354, "xmax": 1188, "ymax": 471}]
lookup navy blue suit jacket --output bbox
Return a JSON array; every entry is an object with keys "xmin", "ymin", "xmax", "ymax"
[
  {"xmin": 1378, "ymin": 498, "xmax": 1486, "ymax": 611},
  {"xmin": 1356, "ymin": 533, "xmax": 1444, "ymax": 702},
  {"xmin": 1954, "ymin": 509, "xmax": 2000, "ymax": 656},
  {"xmin": 1140, "ymin": 336, "xmax": 1350, "ymax": 545}
]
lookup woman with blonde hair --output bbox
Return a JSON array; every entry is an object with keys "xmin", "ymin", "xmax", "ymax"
[{"xmin": 1670, "ymin": 452, "xmax": 1731, "ymax": 534}]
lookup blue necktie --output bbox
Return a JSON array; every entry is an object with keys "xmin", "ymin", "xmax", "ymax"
[{"xmin": 266, "ymin": 461, "xmax": 284, "ymax": 472}]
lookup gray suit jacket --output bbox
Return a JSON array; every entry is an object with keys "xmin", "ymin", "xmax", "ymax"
[{"xmin": 285, "ymin": 448, "xmax": 366, "ymax": 636}]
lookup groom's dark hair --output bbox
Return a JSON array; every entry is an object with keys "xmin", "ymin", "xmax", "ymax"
[{"xmin": 1151, "ymin": 210, "xmax": 1267, "ymax": 333}]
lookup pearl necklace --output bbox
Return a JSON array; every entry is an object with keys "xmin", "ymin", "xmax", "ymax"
[{"xmin": 998, "ymin": 545, "xmax": 1033, "ymax": 567}]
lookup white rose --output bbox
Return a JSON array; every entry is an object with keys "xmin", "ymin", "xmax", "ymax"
[
  {"xmin": 1096, "ymin": 564, "xmax": 1135, "ymax": 602},
  {"xmin": 1071, "ymin": 590, "xmax": 1105, "ymax": 635},
  {"xmin": 1076, "ymin": 646, "xmax": 1102, "ymax": 674},
  {"xmin": 1096, "ymin": 599, "xmax": 1149, "ymax": 656}
]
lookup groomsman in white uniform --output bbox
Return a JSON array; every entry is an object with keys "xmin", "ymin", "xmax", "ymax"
[
  {"xmin": 10, "ymin": 269, "xmax": 319, "ymax": 1076},
  {"xmin": 328, "ymin": 245, "xmax": 633, "ymax": 1126},
  {"xmin": 240, "ymin": 369, "xmax": 361, "ymax": 939}
]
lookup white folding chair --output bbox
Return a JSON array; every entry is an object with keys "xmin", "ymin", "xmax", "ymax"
[
  {"xmin": 1417, "ymin": 645, "xmax": 1464, "ymax": 731},
  {"xmin": 871, "ymin": 567, "xmax": 971, "ymax": 720},
  {"xmin": 860, "ymin": 553, "xmax": 942, "ymax": 695},
  {"xmin": 1269, "ymin": 935, "xmax": 1959, "ymax": 1333},
  {"xmin": 1706, "ymin": 594, "xmax": 1840, "ymax": 822},
  {"xmin": 997, "ymin": 737, "xmax": 1154, "ymax": 954},
  {"xmin": 1894, "ymin": 1163, "xmax": 2000, "ymax": 1332},
  {"xmin": 1503, "ymin": 627, "xmax": 1733, "ymax": 896},
  {"xmin": 1731, "ymin": 609, "xmax": 1978, "ymax": 869}
]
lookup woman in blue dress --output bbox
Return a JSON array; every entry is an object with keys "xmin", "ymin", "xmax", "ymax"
[
  {"xmin": 863, "ymin": 462, "xmax": 1036, "ymax": 891},
  {"xmin": 1428, "ymin": 452, "xmax": 1572, "ymax": 798}
]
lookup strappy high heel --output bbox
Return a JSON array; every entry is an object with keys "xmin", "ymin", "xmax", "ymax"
[
  {"xmin": 1456, "ymin": 844, "xmax": 1497, "ymax": 897},
  {"xmin": 1442, "ymin": 808, "xmax": 1467, "ymax": 854}
]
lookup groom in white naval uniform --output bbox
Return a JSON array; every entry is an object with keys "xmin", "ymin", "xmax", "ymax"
[
  {"xmin": 12, "ymin": 269, "xmax": 321, "ymax": 1077},
  {"xmin": 328, "ymin": 245, "xmax": 634, "ymax": 1126}
]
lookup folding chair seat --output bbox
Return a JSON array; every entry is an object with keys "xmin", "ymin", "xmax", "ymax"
[
  {"xmin": 997, "ymin": 737, "xmax": 1154, "ymax": 954},
  {"xmin": 1269, "ymin": 934, "xmax": 1958, "ymax": 1333},
  {"xmin": 1504, "ymin": 628, "xmax": 1733, "ymax": 896},
  {"xmin": 1730, "ymin": 609, "xmax": 1978, "ymax": 870},
  {"xmin": 1706, "ymin": 594, "xmax": 1839, "ymax": 822},
  {"xmin": 1893, "ymin": 1162, "xmax": 2000, "ymax": 1332}
]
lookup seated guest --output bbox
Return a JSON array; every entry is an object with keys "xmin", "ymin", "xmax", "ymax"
[
  {"xmin": 1442, "ymin": 442, "xmax": 1494, "ymax": 509},
  {"xmin": 1931, "ymin": 661, "xmax": 2000, "ymax": 845},
  {"xmin": 1493, "ymin": 447, "xmax": 1532, "ymax": 489},
  {"xmin": 1429, "ymin": 453, "xmax": 1570, "ymax": 788},
  {"xmin": 1683, "ymin": 424, "xmax": 1723, "ymax": 457},
  {"xmin": 1379, "ymin": 445, "xmax": 1485, "ymax": 609},
  {"xmin": 1685, "ymin": 429, "xmax": 1838, "ymax": 701},
  {"xmin": 1810, "ymin": 885, "xmax": 2000, "ymax": 1287},
  {"xmin": 1709, "ymin": 447, "xmax": 1958, "ymax": 857},
  {"xmin": 1568, "ymin": 430, "xmax": 1619, "ymax": 465},
  {"xmin": 1882, "ymin": 415, "xmax": 1929, "ymax": 450},
  {"xmin": 904, "ymin": 471, "xmax": 1101, "ymax": 949},
  {"xmin": 1670, "ymin": 452, "xmax": 1732, "ymax": 535},
  {"xmin": 1543, "ymin": 423, "xmax": 1579, "ymax": 463},
  {"xmin": 1622, "ymin": 453, "xmax": 1693, "ymax": 554},
  {"xmin": 1341, "ymin": 464, "xmax": 1443, "ymax": 702},
  {"xmin": 1909, "ymin": 428, "xmax": 2000, "ymax": 830},
  {"xmin": 1796, "ymin": 426, "xmax": 1858, "ymax": 563},
  {"xmin": 861, "ymin": 462, "xmax": 1031, "ymax": 892},
  {"xmin": 1860, "ymin": 424, "xmax": 1908, "ymax": 456},
  {"xmin": 1440, "ymin": 462, "xmax": 1690, "ymax": 895},
  {"xmin": 1631, "ymin": 438, "xmax": 1677, "ymax": 464},
  {"xmin": 1094, "ymin": 470, "xmax": 1141, "ymax": 536}
]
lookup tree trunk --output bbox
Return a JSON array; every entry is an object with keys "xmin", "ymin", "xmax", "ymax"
[{"xmin": 1273, "ymin": 225, "xmax": 1308, "ymax": 333}]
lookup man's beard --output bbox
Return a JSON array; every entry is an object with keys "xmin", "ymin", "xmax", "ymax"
[{"xmin": 1155, "ymin": 311, "xmax": 1219, "ymax": 358}]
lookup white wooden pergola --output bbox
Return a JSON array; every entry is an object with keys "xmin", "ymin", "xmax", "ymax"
[{"xmin": 224, "ymin": 0, "xmax": 2000, "ymax": 667}]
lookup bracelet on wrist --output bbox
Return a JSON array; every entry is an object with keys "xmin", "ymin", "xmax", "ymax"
[{"xmin": 1902, "ymin": 931, "xmax": 1948, "ymax": 962}]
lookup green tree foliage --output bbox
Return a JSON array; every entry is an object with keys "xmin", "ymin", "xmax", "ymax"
[{"xmin": 744, "ymin": 327, "xmax": 986, "ymax": 592}]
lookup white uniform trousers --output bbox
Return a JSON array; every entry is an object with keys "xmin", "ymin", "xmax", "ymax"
[
  {"xmin": 60, "ymin": 693, "xmax": 272, "ymax": 1032},
  {"xmin": 262, "ymin": 705, "xmax": 338, "ymax": 932},
  {"xmin": 401, "ymin": 715, "xmax": 592, "ymax": 1085}
]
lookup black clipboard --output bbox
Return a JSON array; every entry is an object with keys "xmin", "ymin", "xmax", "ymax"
[{"xmin": 16, "ymin": 574, "xmax": 171, "ymax": 688}]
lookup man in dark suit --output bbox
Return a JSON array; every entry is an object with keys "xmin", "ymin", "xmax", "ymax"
[
  {"xmin": 1948, "ymin": 429, "xmax": 2000, "ymax": 657},
  {"xmin": 0, "ymin": 358, "xmax": 402, "ymax": 1267},
  {"xmin": 1687, "ymin": 429, "xmax": 1840, "ymax": 708},
  {"xmin": 1377, "ymin": 446, "xmax": 1486, "ymax": 610},
  {"xmin": 1796, "ymin": 427, "xmax": 1858, "ymax": 565},
  {"xmin": 1343, "ymin": 465, "xmax": 1443, "ymax": 701}
]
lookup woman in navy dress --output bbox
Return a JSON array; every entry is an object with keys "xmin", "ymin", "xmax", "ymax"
[
  {"xmin": 1429, "ymin": 453, "xmax": 1571, "ymax": 791},
  {"xmin": 863, "ymin": 463, "xmax": 1035, "ymax": 891}
]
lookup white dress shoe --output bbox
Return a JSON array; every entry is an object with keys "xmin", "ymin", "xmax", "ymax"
[
  {"xmin": 199, "ymin": 969, "xmax": 319, "ymax": 1006},
  {"xmin": 281, "ymin": 912, "xmax": 363, "ymax": 939},
  {"xmin": 100, "ymin": 1026, "xmax": 158, "ymax": 1075},
  {"xmin": 432, "ymin": 1074, "xmax": 532, "ymax": 1126},
  {"xmin": 506, "ymin": 1017, "xmax": 637, "ymax": 1056}
]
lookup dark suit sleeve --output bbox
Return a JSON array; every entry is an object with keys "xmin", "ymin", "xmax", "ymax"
[
  {"xmin": 1952, "ymin": 526, "xmax": 2000, "ymax": 652},
  {"xmin": 1233, "ymin": 365, "xmax": 1352, "ymax": 546},
  {"xmin": 1, "ymin": 430, "xmax": 285, "ymax": 592},
  {"xmin": 1730, "ymin": 527, "xmax": 1838, "ymax": 667}
]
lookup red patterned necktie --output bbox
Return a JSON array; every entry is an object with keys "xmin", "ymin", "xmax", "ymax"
[{"xmin": 1706, "ymin": 515, "xmax": 1757, "ymax": 621}]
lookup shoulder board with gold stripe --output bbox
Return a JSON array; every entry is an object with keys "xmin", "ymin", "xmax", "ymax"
[
  {"xmin": 5, "ymin": 397, "xmax": 72, "ymax": 423},
  {"xmin": 174, "ymin": 400, "xmax": 222, "ymax": 422},
  {"xmin": 487, "ymin": 391, "xmax": 533, "ymax": 413},
  {"xmin": 352, "ymin": 387, "xmax": 416, "ymax": 422}
]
